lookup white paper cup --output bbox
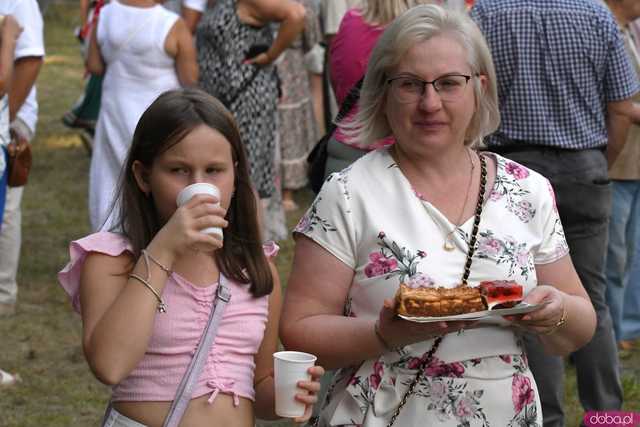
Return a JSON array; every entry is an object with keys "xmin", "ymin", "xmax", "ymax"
[
  {"xmin": 176, "ymin": 183, "xmax": 223, "ymax": 240},
  {"xmin": 273, "ymin": 351, "xmax": 317, "ymax": 418}
]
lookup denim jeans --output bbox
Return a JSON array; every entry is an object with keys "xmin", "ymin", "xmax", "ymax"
[
  {"xmin": 490, "ymin": 146, "xmax": 622, "ymax": 427},
  {"xmin": 605, "ymin": 180, "xmax": 640, "ymax": 342}
]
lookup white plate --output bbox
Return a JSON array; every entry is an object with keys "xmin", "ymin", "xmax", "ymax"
[
  {"xmin": 398, "ymin": 301, "xmax": 549, "ymax": 323},
  {"xmin": 487, "ymin": 301, "xmax": 550, "ymax": 317}
]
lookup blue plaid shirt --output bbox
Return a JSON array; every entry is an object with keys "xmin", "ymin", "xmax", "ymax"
[{"xmin": 471, "ymin": 0, "xmax": 639, "ymax": 149}]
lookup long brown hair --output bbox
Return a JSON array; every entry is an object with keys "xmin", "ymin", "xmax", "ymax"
[{"xmin": 113, "ymin": 88, "xmax": 273, "ymax": 297}]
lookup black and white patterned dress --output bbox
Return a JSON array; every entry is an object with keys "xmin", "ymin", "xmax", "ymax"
[{"xmin": 196, "ymin": 0, "xmax": 278, "ymax": 198}]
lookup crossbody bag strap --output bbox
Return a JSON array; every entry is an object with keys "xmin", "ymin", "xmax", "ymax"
[
  {"xmin": 385, "ymin": 155, "xmax": 488, "ymax": 427},
  {"xmin": 329, "ymin": 76, "xmax": 365, "ymax": 133},
  {"xmin": 162, "ymin": 277, "xmax": 232, "ymax": 427},
  {"xmin": 223, "ymin": 66, "xmax": 263, "ymax": 107}
]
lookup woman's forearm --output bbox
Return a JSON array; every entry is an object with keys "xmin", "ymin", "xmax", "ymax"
[
  {"xmin": 0, "ymin": 37, "xmax": 16, "ymax": 95},
  {"xmin": 281, "ymin": 315, "xmax": 387, "ymax": 371},
  {"xmin": 265, "ymin": 4, "xmax": 305, "ymax": 62}
]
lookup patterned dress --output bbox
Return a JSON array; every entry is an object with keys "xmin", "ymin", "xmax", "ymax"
[
  {"xmin": 196, "ymin": 0, "xmax": 278, "ymax": 198},
  {"xmin": 295, "ymin": 150, "xmax": 569, "ymax": 426},
  {"xmin": 276, "ymin": 0, "xmax": 321, "ymax": 190}
]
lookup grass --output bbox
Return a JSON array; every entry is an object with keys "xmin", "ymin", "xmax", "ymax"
[{"xmin": 0, "ymin": 2, "xmax": 638, "ymax": 426}]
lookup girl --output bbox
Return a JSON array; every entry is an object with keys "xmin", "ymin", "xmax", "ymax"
[{"xmin": 59, "ymin": 88, "xmax": 323, "ymax": 426}]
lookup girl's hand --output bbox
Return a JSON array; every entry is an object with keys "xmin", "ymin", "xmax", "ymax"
[
  {"xmin": 376, "ymin": 299, "xmax": 478, "ymax": 349},
  {"xmin": 156, "ymin": 194, "xmax": 228, "ymax": 257},
  {"xmin": 503, "ymin": 285, "xmax": 565, "ymax": 335},
  {"xmin": 292, "ymin": 365, "xmax": 325, "ymax": 424}
]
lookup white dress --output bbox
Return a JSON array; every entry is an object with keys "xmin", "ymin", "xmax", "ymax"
[
  {"xmin": 89, "ymin": 1, "xmax": 180, "ymax": 231},
  {"xmin": 295, "ymin": 150, "xmax": 569, "ymax": 426}
]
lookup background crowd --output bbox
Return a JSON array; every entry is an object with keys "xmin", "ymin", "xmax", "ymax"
[{"xmin": 0, "ymin": 0, "xmax": 639, "ymax": 426}]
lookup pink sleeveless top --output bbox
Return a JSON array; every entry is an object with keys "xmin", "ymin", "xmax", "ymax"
[
  {"xmin": 330, "ymin": 8, "xmax": 394, "ymax": 150},
  {"xmin": 58, "ymin": 232, "xmax": 277, "ymax": 405}
]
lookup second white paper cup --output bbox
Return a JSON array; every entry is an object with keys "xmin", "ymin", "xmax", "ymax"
[
  {"xmin": 176, "ymin": 183, "xmax": 223, "ymax": 240},
  {"xmin": 273, "ymin": 351, "xmax": 317, "ymax": 418}
]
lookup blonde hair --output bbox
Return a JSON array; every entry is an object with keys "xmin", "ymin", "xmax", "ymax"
[
  {"xmin": 361, "ymin": 0, "xmax": 437, "ymax": 25},
  {"xmin": 345, "ymin": 4, "xmax": 500, "ymax": 147}
]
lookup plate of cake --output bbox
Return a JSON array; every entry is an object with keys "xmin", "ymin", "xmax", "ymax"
[{"xmin": 396, "ymin": 280, "xmax": 548, "ymax": 323}]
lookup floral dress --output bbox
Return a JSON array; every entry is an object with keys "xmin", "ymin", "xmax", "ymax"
[
  {"xmin": 295, "ymin": 149, "xmax": 569, "ymax": 427},
  {"xmin": 276, "ymin": 0, "xmax": 321, "ymax": 190}
]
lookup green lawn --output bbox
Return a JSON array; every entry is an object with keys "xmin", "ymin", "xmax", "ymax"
[{"xmin": 0, "ymin": 3, "xmax": 637, "ymax": 426}]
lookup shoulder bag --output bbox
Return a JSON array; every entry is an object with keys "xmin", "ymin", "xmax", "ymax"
[{"xmin": 307, "ymin": 77, "xmax": 364, "ymax": 194}]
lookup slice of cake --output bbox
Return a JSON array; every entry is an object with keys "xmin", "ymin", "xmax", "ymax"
[
  {"xmin": 395, "ymin": 284, "xmax": 486, "ymax": 317},
  {"xmin": 478, "ymin": 280, "xmax": 523, "ymax": 309}
]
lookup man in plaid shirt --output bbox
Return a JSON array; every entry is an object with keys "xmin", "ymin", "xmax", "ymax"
[{"xmin": 471, "ymin": 0, "xmax": 639, "ymax": 425}]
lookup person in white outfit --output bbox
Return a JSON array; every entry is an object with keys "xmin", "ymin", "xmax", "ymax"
[
  {"xmin": 0, "ymin": 14, "xmax": 25, "ymax": 387},
  {"xmin": 86, "ymin": 0, "xmax": 197, "ymax": 231},
  {"xmin": 0, "ymin": 0, "xmax": 44, "ymax": 318}
]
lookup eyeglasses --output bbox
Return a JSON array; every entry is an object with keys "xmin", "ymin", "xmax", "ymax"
[{"xmin": 386, "ymin": 74, "xmax": 473, "ymax": 103}]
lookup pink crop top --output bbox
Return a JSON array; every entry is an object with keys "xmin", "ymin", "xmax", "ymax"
[{"xmin": 58, "ymin": 232, "xmax": 277, "ymax": 405}]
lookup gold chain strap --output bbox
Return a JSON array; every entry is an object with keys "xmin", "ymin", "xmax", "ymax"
[{"xmin": 386, "ymin": 154, "xmax": 487, "ymax": 427}]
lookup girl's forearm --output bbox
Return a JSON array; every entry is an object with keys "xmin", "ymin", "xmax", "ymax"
[
  {"xmin": 253, "ymin": 376, "xmax": 278, "ymax": 420},
  {"xmin": 86, "ymin": 241, "xmax": 177, "ymax": 385}
]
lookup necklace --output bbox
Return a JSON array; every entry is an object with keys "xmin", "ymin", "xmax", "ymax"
[
  {"xmin": 386, "ymin": 154, "xmax": 487, "ymax": 427},
  {"xmin": 443, "ymin": 148, "xmax": 476, "ymax": 251}
]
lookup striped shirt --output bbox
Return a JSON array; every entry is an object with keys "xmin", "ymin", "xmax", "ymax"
[{"xmin": 471, "ymin": 0, "xmax": 639, "ymax": 149}]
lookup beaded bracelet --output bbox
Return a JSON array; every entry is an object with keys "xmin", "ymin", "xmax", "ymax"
[{"xmin": 542, "ymin": 304, "xmax": 568, "ymax": 336}]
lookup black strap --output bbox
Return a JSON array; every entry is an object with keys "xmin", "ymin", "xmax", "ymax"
[
  {"xmin": 220, "ymin": 67, "xmax": 262, "ymax": 108},
  {"xmin": 329, "ymin": 77, "xmax": 364, "ymax": 134}
]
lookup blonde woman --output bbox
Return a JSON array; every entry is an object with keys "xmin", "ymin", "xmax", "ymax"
[{"xmin": 281, "ymin": 5, "xmax": 595, "ymax": 426}]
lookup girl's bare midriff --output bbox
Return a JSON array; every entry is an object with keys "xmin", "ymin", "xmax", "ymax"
[{"xmin": 113, "ymin": 394, "xmax": 255, "ymax": 427}]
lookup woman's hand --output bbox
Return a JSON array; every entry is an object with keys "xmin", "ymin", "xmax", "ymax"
[
  {"xmin": 244, "ymin": 52, "xmax": 272, "ymax": 66},
  {"xmin": 376, "ymin": 298, "xmax": 478, "ymax": 349},
  {"xmin": 503, "ymin": 285, "xmax": 565, "ymax": 335},
  {"xmin": 155, "ymin": 194, "xmax": 228, "ymax": 257},
  {"xmin": 292, "ymin": 365, "xmax": 325, "ymax": 424}
]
